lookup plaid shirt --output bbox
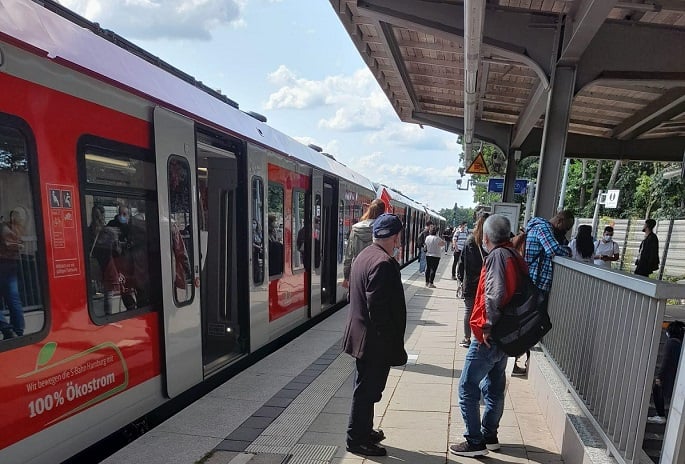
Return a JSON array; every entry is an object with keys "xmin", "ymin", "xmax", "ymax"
[{"xmin": 524, "ymin": 217, "xmax": 571, "ymax": 293}]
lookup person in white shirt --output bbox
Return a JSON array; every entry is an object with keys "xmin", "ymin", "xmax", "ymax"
[
  {"xmin": 451, "ymin": 222, "xmax": 469, "ymax": 279},
  {"xmin": 593, "ymin": 226, "xmax": 620, "ymax": 269},
  {"xmin": 424, "ymin": 226, "xmax": 445, "ymax": 288}
]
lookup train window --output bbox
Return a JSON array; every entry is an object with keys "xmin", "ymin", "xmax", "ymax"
[
  {"xmin": 267, "ymin": 183, "xmax": 284, "ymax": 277},
  {"xmin": 251, "ymin": 177, "xmax": 264, "ymax": 285},
  {"xmin": 80, "ymin": 137, "xmax": 161, "ymax": 322},
  {"xmin": 292, "ymin": 189, "xmax": 305, "ymax": 271},
  {"xmin": 314, "ymin": 194, "xmax": 321, "ymax": 270},
  {"xmin": 85, "ymin": 151, "xmax": 155, "ymax": 189},
  {"xmin": 168, "ymin": 157, "xmax": 194, "ymax": 306},
  {"xmin": 338, "ymin": 200, "xmax": 345, "ymax": 264},
  {"xmin": 0, "ymin": 123, "xmax": 45, "ymax": 343}
]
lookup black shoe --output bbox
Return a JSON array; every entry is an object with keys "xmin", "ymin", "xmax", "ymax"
[
  {"xmin": 1, "ymin": 329, "xmax": 17, "ymax": 340},
  {"xmin": 512, "ymin": 364, "xmax": 527, "ymax": 377},
  {"xmin": 484, "ymin": 435, "xmax": 500, "ymax": 451},
  {"xmin": 449, "ymin": 441, "xmax": 488, "ymax": 457},
  {"xmin": 369, "ymin": 428, "xmax": 385, "ymax": 443},
  {"xmin": 346, "ymin": 442, "xmax": 387, "ymax": 456}
]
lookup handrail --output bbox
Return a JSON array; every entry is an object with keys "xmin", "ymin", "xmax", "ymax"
[{"xmin": 542, "ymin": 257, "xmax": 685, "ymax": 463}]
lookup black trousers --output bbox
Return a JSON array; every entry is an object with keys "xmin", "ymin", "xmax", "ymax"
[
  {"xmin": 347, "ymin": 359, "xmax": 390, "ymax": 445},
  {"xmin": 452, "ymin": 251, "xmax": 461, "ymax": 276},
  {"xmin": 425, "ymin": 256, "xmax": 440, "ymax": 284}
]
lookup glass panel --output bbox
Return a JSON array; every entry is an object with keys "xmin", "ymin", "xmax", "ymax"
[
  {"xmin": 251, "ymin": 177, "xmax": 264, "ymax": 284},
  {"xmin": 268, "ymin": 183, "xmax": 284, "ymax": 277},
  {"xmin": 338, "ymin": 200, "xmax": 345, "ymax": 264},
  {"xmin": 85, "ymin": 151, "xmax": 156, "ymax": 189},
  {"xmin": 292, "ymin": 190, "xmax": 305, "ymax": 271},
  {"xmin": 314, "ymin": 194, "xmax": 321, "ymax": 270},
  {"xmin": 85, "ymin": 195, "xmax": 158, "ymax": 315},
  {"xmin": 168, "ymin": 157, "xmax": 193, "ymax": 305},
  {"xmin": 0, "ymin": 126, "xmax": 44, "ymax": 341}
]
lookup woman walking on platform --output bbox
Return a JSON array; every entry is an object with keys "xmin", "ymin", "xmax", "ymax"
[{"xmin": 424, "ymin": 226, "xmax": 444, "ymax": 288}]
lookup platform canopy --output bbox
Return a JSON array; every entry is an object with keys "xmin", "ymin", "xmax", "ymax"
[{"xmin": 330, "ymin": 0, "xmax": 685, "ymax": 162}]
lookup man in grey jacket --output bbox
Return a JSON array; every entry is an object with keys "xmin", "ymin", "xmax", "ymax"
[{"xmin": 343, "ymin": 213, "xmax": 407, "ymax": 456}]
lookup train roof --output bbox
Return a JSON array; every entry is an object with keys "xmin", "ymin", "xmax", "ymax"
[
  {"xmin": 0, "ymin": 0, "xmax": 375, "ymax": 192},
  {"xmin": 425, "ymin": 209, "xmax": 446, "ymax": 222},
  {"xmin": 375, "ymin": 184, "xmax": 425, "ymax": 211}
]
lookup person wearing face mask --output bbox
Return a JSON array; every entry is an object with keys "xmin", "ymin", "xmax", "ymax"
[
  {"xmin": 343, "ymin": 213, "xmax": 407, "ymax": 457},
  {"xmin": 635, "ymin": 219, "xmax": 660, "ymax": 277},
  {"xmin": 593, "ymin": 226, "xmax": 620, "ymax": 269},
  {"xmin": 107, "ymin": 204, "xmax": 130, "ymax": 248},
  {"xmin": 342, "ymin": 199, "xmax": 386, "ymax": 289},
  {"xmin": 449, "ymin": 214, "xmax": 524, "ymax": 457}
]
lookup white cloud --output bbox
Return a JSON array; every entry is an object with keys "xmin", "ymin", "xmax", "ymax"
[
  {"xmin": 367, "ymin": 123, "xmax": 457, "ymax": 151},
  {"xmin": 58, "ymin": 0, "xmax": 245, "ymax": 40},
  {"xmin": 265, "ymin": 66, "xmax": 394, "ymax": 131}
]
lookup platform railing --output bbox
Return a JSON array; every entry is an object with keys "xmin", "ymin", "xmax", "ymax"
[{"xmin": 542, "ymin": 257, "xmax": 685, "ymax": 464}]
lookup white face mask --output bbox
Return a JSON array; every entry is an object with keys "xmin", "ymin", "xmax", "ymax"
[
  {"xmin": 603, "ymin": 234, "xmax": 612, "ymax": 241},
  {"xmin": 392, "ymin": 247, "xmax": 400, "ymax": 258}
]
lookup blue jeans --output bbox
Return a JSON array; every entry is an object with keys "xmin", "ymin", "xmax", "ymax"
[
  {"xmin": 418, "ymin": 249, "xmax": 427, "ymax": 273},
  {"xmin": 0, "ymin": 261, "xmax": 25, "ymax": 336},
  {"xmin": 459, "ymin": 339, "xmax": 507, "ymax": 445}
]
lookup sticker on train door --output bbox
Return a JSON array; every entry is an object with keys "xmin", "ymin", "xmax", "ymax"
[{"xmin": 46, "ymin": 183, "xmax": 81, "ymax": 278}]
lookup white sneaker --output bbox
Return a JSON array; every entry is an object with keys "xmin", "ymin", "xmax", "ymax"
[{"xmin": 647, "ymin": 415, "xmax": 666, "ymax": 425}]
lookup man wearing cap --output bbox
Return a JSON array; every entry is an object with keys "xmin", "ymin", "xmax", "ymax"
[
  {"xmin": 635, "ymin": 218, "xmax": 660, "ymax": 277},
  {"xmin": 343, "ymin": 213, "xmax": 408, "ymax": 457}
]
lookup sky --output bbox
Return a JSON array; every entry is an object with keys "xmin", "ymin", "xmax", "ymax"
[{"xmin": 58, "ymin": 0, "xmax": 476, "ymax": 212}]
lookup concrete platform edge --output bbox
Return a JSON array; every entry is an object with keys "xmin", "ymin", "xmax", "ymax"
[{"xmin": 529, "ymin": 349, "xmax": 619, "ymax": 464}]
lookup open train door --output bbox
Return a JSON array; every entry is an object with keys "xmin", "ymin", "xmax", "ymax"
[{"xmin": 153, "ymin": 107, "xmax": 203, "ymax": 398}]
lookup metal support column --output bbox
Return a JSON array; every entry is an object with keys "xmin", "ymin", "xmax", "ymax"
[
  {"xmin": 533, "ymin": 65, "xmax": 576, "ymax": 218},
  {"xmin": 502, "ymin": 149, "xmax": 517, "ymax": 202}
]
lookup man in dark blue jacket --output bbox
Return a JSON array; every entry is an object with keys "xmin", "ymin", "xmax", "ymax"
[{"xmin": 343, "ymin": 213, "xmax": 408, "ymax": 456}]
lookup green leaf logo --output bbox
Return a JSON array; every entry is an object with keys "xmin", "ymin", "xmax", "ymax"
[{"xmin": 37, "ymin": 342, "xmax": 58, "ymax": 368}]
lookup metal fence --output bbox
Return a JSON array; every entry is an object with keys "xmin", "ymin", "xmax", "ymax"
[
  {"xmin": 543, "ymin": 258, "xmax": 685, "ymax": 463},
  {"xmin": 574, "ymin": 218, "xmax": 685, "ymax": 281}
]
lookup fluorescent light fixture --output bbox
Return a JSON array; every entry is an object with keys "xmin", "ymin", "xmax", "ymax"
[{"xmin": 85, "ymin": 153, "xmax": 130, "ymax": 168}]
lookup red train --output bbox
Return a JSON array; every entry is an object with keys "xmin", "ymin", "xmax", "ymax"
[{"xmin": 0, "ymin": 1, "xmax": 445, "ymax": 463}]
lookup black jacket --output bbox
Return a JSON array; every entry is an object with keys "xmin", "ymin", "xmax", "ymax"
[
  {"xmin": 635, "ymin": 232, "xmax": 659, "ymax": 276},
  {"xmin": 457, "ymin": 235, "xmax": 487, "ymax": 298},
  {"xmin": 343, "ymin": 243, "xmax": 408, "ymax": 366}
]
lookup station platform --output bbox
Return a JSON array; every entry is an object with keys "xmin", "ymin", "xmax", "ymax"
[{"xmin": 103, "ymin": 257, "xmax": 563, "ymax": 464}]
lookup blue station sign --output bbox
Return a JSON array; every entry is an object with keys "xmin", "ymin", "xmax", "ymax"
[{"xmin": 487, "ymin": 178, "xmax": 528, "ymax": 194}]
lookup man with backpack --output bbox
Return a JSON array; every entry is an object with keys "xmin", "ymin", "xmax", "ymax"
[{"xmin": 450, "ymin": 214, "xmax": 525, "ymax": 457}]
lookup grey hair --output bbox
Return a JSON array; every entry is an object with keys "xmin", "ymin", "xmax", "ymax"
[{"xmin": 483, "ymin": 214, "xmax": 511, "ymax": 246}]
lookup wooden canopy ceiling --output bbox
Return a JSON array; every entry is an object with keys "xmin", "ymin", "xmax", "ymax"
[{"xmin": 330, "ymin": 0, "xmax": 685, "ymax": 161}]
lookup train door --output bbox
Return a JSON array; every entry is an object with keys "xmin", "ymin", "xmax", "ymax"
[
  {"xmin": 153, "ymin": 107, "xmax": 203, "ymax": 398},
  {"xmin": 196, "ymin": 139, "xmax": 243, "ymax": 373},
  {"xmin": 320, "ymin": 176, "xmax": 339, "ymax": 308},
  {"xmin": 310, "ymin": 171, "xmax": 323, "ymax": 316}
]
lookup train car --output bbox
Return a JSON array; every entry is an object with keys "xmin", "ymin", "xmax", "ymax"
[
  {"xmin": 0, "ymin": 1, "xmax": 402, "ymax": 463},
  {"xmin": 376, "ymin": 184, "xmax": 426, "ymax": 265}
]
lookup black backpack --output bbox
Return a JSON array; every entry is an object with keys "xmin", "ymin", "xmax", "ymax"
[{"xmin": 491, "ymin": 249, "xmax": 552, "ymax": 357}]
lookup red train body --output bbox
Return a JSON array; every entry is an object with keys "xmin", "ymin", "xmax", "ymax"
[{"xmin": 0, "ymin": 1, "xmax": 445, "ymax": 463}]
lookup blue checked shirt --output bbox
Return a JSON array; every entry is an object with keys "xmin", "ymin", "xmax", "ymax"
[{"xmin": 524, "ymin": 217, "xmax": 571, "ymax": 293}]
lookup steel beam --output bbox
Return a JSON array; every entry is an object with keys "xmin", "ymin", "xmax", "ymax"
[
  {"xmin": 511, "ymin": 82, "xmax": 548, "ymax": 148},
  {"xmin": 534, "ymin": 66, "xmax": 577, "ymax": 218},
  {"xmin": 559, "ymin": 0, "xmax": 619, "ymax": 64},
  {"xmin": 611, "ymin": 87, "xmax": 685, "ymax": 139}
]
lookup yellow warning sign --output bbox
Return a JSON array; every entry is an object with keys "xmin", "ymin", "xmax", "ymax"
[{"xmin": 465, "ymin": 152, "xmax": 489, "ymax": 175}]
